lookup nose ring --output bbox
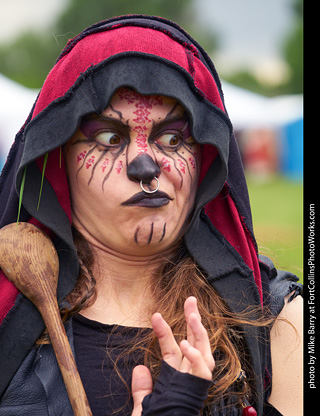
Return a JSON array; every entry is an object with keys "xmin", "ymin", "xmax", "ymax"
[{"xmin": 140, "ymin": 177, "xmax": 159, "ymax": 194}]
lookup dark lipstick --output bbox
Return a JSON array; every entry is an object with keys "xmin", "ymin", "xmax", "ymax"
[{"xmin": 121, "ymin": 191, "xmax": 172, "ymax": 208}]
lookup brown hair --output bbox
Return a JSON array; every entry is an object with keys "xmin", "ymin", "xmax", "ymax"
[{"xmin": 60, "ymin": 229, "xmax": 271, "ymax": 411}]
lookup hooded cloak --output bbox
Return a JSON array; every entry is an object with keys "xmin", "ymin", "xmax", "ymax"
[{"xmin": 0, "ymin": 15, "xmax": 301, "ymax": 414}]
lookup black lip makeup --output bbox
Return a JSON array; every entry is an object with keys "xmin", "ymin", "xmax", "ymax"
[{"xmin": 121, "ymin": 191, "xmax": 172, "ymax": 208}]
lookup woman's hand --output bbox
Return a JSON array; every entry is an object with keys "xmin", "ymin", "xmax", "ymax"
[
  {"xmin": 152, "ymin": 296, "xmax": 214, "ymax": 380},
  {"xmin": 131, "ymin": 365, "xmax": 153, "ymax": 416},
  {"xmin": 131, "ymin": 296, "xmax": 214, "ymax": 416}
]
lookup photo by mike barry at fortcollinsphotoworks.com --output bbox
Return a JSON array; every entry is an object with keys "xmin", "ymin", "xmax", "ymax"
[{"xmin": 306, "ymin": 203, "xmax": 316, "ymax": 392}]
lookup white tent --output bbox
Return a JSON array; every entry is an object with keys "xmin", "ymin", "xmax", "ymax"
[{"xmin": 222, "ymin": 81, "xmax": 303, "ymax": 130}]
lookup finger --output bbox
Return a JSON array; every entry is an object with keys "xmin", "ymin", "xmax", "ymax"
[
  {"xmin": 151, "ymin": 312, "xmax": 182, "ymax": 370},
  {"xmin": 180, "ymin": 340, "xmax": 214, "ymax": 381},
  {"xmin": 184, "ymin": 297, "xmax": 214, "ymax": 371},
  {"xmin": 184, "ymin": 297, "xmax": 201, "ymax": 347},
  {"xmin": 131, "ymin": 365, "xmax": 153, "ymax": 416},
  {"xmin": 184, "ymin": 297, "xmax": 214, "ymax": 370},
  {"xmin": 184, "ymin": 296, "xmax": 201, "ymax": 321},
  {"xmin": 179, "ymin": 313, "xmax": 212, "ymax": 376},
  {"xmin": 187, "ymin": 312, "xmax": 215, "ymax": 371}
]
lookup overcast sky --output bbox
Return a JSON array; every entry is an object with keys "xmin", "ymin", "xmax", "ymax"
[
  {"xmin": 0, "ymin": 0, "xmax": 297, "ymax": 83},
  {"xmin": 198, "ymin": 0, "xmax": 295, "ymax": 77}
]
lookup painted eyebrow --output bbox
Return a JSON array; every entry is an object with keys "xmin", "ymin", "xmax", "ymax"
[
  {"xmin": 80, "ymin": 114, "xmax": 130, "ymax": 138},
  {"xmin": 80, "ymin": 113, "xmax": 190, "ymax": 140},
  {"xmin": 149, "ymin": 115, "xmax": 191, "ymax": 140}
]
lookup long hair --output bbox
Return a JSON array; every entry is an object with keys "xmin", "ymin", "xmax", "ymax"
[{"xmin": 61, "ymin": 228, "xmax": 271, "ymax": 411}]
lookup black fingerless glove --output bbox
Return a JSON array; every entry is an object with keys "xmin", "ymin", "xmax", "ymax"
[{"xmin": 141, "ymin": 360, "xmax": 212, "ymax": 415}]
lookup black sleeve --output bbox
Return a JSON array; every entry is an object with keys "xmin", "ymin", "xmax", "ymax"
[
  {"xmin": 263, "ymin": 402, "xmax": 284, "ymax": 416},
  {"xmin": 141, "ymin": 360, "xmax": 211, "ymax": 416},
  {"xmin": 259, "ymin": 254, "xmax": 303, "ymax": 317}
]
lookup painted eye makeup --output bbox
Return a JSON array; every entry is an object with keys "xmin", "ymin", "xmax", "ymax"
[
  {"xmin": 79, "ymin": 115, "xmax": 128, "ymax": 148},
  {"xmin": 153, "ymin": 120, "xmax": 196, "ymax": 151},
  {"xmin": 155, "ymin": 132, "xmax": 183, "ymax": 149},
  {"xmin": 94, "ymin": 131, "xmax": 124, "ymax": 147}
]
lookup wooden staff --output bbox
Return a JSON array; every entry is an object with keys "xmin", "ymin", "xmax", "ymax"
[{"xmin": 0, "ymin": 222, "xmax": 92, "ymax": 416}]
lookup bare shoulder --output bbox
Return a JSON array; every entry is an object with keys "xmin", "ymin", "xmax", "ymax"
[
  {"xmin": 273, "ymin": 293, "xmax": 303, "ymax": 332},
  {"xmin": 268, "ymin": 294, "xmax": 303, "ymax": 416}
]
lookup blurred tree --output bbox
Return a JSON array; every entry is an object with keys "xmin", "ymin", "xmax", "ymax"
[
  {"xmin": 0, "ymin": 0, "xmax": 218, "ymax": 89},
  {"xmin": 0, "ymin": 32, "xmax": 60, "ymax": 88},
  {"xmin": 221, "ymin": 71, "xmax": 273, "ymax": 97},
  {"xmin": 222, "ymin": 0, "xmax": 303, "ymax": 96},
  {"xmin": 55, "ymin": 0, "xmax": 191, "ymax": 36},
  {"xmin": 54, "ymin": 0, "xmax": 218, "ymax": 57},
  {"xmin": 282, "ymin": 0, "xmax": 303, "ymax": 94}
]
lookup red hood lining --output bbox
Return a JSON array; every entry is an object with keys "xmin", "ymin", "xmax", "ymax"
[
  {"xmin": 204, "ymin": 187, "xmax": 263, "ymax": 303},
  {"xmin": 32, "ymin": 26, "xmax": 225, "ymax": 118}
]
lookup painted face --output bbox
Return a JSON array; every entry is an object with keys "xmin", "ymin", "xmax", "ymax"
[{"xmin": 65, "ymin": 88, "xmax": 201, "ymax": 256}]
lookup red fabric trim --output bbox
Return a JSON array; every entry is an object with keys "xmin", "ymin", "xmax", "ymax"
[
  {"xmin": 199, "ymin": 141, "xmax": 262, "ymax": 304},
  {"xmin": 0, "ymin": 216, "xmax": 56, "ymax": 324},
  {"xmin": 204, "ymin": 186, "xmax": 263, "ymax": 304},
  {"xmin": 36, "ymin": 149, "xmax": 72, "ymax": 224},
  {"xmin": 0, "ymin": 151, "xmax": 71, "ymax": 324},
  {"xmin": 32, "ymin": 26, "xmax": 224, "ymax": 118},
  {"xmin": 0, "ymin": 272, "xmax": 19, "ymax": 323},
  {"xmin": 199, "ymin": 144, "xmax": 218, "ymax": 185}
]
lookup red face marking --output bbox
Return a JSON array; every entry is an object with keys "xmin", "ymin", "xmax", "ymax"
[
  {"xmin": 85, "ymin": 155, "xmax": 95, "ymax": 169},
  {"xmin": 177, "ymin": 159, "xmax": 186, "ymax": 174},
  {"xmin": 188, "ymin": 157, "xmax": 196, "ymax": 169},
  {"xmin": 133, "ymin": 125, "xmax": 148, "ymax": 153},
  {"xmin": 101, "ymin": 158, "xmax": 110, "ymax": 173},
  {"xmin": 115, "ymin": 160, "xmax": 124, "ymax": 174},
  {"xmin": 117, "ymin": 88, "xmax": 163, "ymax": 154},
  {"xmin": 161, "ymin": 157, "xmax": 171, "ymax": 172},
  {"xmin": 77, "ymin": 151, "xmax": 87, "ymax": 163}
]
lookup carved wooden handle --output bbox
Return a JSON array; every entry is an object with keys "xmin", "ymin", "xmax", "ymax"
[
  {"xmin": 0, "ymin": 223, "xmax": 92, "ymax": 415},
  {"xmin": 40, "ymin": 294, "xmax": 92, "ymax": 416}
]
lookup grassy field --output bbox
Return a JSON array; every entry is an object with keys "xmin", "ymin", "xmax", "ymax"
[{"xmin": 246, "ymin": 175, "xmax": 303, "ymax": 282}]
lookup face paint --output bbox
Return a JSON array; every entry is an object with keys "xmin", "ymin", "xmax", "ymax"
[
  {"xmin": 115, "ymin": 160, "xmax": 124, "ymax": 174},
  {"xmin": 177, "ymin": 159, "xmax": 186, "ymax": 174},
  {"xmin": 127, "ymin": 153, "xmax": 161, "ymax": 184},
  {"xmin": 161, "ymin": 157, "xmax": 171, "ymax": 172},
  {"xmin": 72, "ymin": 115, "xmax": 127, "ymax": 187},
  {"xmin": 77, "ymin": 151, "xmax": 87, "ymax": 163},
  {"xmin": 101, "ymin": 158, "xmax": 110, "ymax": 172},
  {"xmin": 85, "ymin": 155, "xmax": 95, "ymax": 169},
  {"xmin": 133, "ymin": 222, "xmax": 167, "ymax": 246},
  {"xmin": 189, "ymin": 157, "xmax": 196, "ymax": 169},
  {"xmin": 117, "ymin": 88, "xmax": 163, "ymax": 155},
  {"xmin": 65, "ymin": 88, "xmax": 201, "ymax": 256},
  {"xmin": 134, "ymin": 129, "xmax": 148, "ymax": 154},
  {"xmin": 189, "ymin": 158, "xmax": 196, "ymax": 169}
]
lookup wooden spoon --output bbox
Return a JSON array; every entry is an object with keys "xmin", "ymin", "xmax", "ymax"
[{"xmin": 0, "ymin": 222, "xmax": 92, "ymax": 416}]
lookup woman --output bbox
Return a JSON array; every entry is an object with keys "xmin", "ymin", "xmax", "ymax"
[{"xmin": 0, "ymin": 15, "xmax": 302, "ymax": 415}]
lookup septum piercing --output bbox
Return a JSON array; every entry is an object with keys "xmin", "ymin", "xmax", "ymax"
[{"xmin": 140, "ymin": 177, "xmax": 159, "ymax": 194}]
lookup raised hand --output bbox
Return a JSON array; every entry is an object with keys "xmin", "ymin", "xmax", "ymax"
[
  {"xmin": 152, "ymin": 296, "xmax": 214, "ymax": 380},
  {"xmin": 131, "ymin": 296, "xmax": 214, "ymax": 415}
]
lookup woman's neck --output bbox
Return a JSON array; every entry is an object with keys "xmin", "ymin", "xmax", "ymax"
[{"xmin": 79, "ymin": 240, "xmax": 168, "ymax": 327}]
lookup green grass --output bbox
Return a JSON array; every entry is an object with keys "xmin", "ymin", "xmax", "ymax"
[{"xmin": 246, "ymin": 175, "xmax": 303, "ymax": 282}]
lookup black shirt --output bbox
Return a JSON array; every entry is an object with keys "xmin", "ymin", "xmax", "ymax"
[
  {"xmin": 73, "ymin": 314, "xmax": 282, "ymax": 416},
  {"xmin": 73, "ymin": 314, "xmax": 151, "ymax": 416}
]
